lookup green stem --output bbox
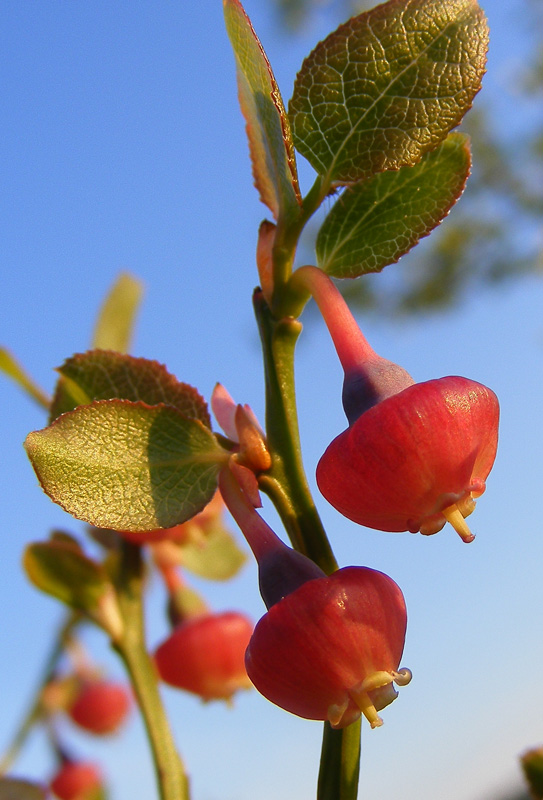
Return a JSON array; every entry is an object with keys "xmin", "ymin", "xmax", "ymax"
[
  {"xmin": 253, "ymin": 289, "xmax": 361, "ymax": 800},
  {"xmin": 113, "ymin": 540, "xmax": 189, "ymax": 800},
  {"xmin": 317, "ymin": 723, "xmax": 361, "ymax": 800},
  {"xmin": 253, "ymin": 290, "xmax": 336, "ymax": 573},
  {"xmin": 0, "ymin": 612, "xmax": 79, "ymax": 775},
  {"xmin": 270, "ymin": 174, "xmax": 327, "ymax": 316}
]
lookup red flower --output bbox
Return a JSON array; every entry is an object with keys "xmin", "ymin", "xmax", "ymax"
[
  {"xmin": 291, "ymin": 266, "xmax": 499, "ymax": 542},
  {"xmin": 68, "ymin": 680, "xmax": 131, "ymax": 736},
  {"xmin": 154, "ymin": 611, "xmax": 253, "ymax": 701},
  {"xmin": 50, "ymin": 761, "xmax": 102, "ymax": 800},
  {"xmin": 218, "ymin": 466, "xmax": 411, "ymax": 728},
  {"xmin": 246, "ymin": 566, "xmax": 410, "ymax": 729},
  {"xmin": 317, "ymin": 376, "xmax": 499, "ymax": 540}
]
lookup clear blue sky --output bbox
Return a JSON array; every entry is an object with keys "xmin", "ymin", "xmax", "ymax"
[{"xmin": 1, "ymin": 2, "xmax": 542, "ymax": 799}]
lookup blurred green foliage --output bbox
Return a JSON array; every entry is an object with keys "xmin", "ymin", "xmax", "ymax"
[{"xmin": 274, "ymin": 0, "xmax": 542, "ymax": 316}]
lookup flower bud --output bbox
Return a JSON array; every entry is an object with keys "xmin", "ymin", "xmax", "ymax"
[
  {"xmin": 154, "ymin": 611, "xmax": 253, "ymax": 701},
  {"xmin": 246, "ymin": 566, "xmax": 410, "ymax": 729}
]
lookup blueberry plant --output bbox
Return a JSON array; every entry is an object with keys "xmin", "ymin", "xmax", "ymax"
[{"xmin": 0, "ymin": 0, "xmax": 507, "ymax": 798}]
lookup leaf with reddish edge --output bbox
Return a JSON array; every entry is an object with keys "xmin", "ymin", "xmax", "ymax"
[
  {"xmin": 50, "ymin": 350, "xmax": 211, "ymax": 427},
  {"xmin": 24, "ymin": 540, "xmax": 111, "ymax": 612},
  {"xmin": 316, "ymin": 133, "xmax": 472, "ymax": 278},
  {"xmin": 289, "ymin": 0, "xmax": 488, "ymax": 186},
  {"xmin": 224, "ymin": 0, "xmax": 302, "ymax": 219},
  {"xmin": 25, "ymin": 399, "xmax": 227, "ymax": 531}
]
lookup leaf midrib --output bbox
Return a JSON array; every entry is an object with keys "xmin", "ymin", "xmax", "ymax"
[
  {"xmin": 314, "ymin": 0, "xmax": 474, "ymax": 186},
  {"xmin": 320, "ymin": 137, "xmax": 461, "ymax": 268}
]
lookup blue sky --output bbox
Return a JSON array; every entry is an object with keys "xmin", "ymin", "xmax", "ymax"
[{"xmin": 1, "ymin": 1, "xmax": 542, "ymax": 799}]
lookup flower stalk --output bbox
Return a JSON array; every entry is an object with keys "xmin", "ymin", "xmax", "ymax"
[{"xmin": 112, "ymin": 539, "xmax": 189, "ymax": 800}]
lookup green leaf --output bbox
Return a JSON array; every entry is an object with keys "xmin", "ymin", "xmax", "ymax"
[
  {"xmin": 0, "ymin": 347, "xmax": 50, "ymax": 409},
  {"xmin": 180, "ymin": 520, "xmax": 247, "ymax": 581},
  {"xmin": 316, "ymin": 133, "xmax": 471, "ymax": 277},
  {"xmin": 23, "ymin": 540, "xmax": 110, "ymax": 612},
  {"xmin": 0, "ymin": 778, "xmax": 46, "ymax": 800},
  {"xmin": 49, "ymin": 529, "xmax": 84, "ymax": 550},
  {"xmin": 289, "ymin": 0, "xmax": 488, "ymax": 185},
  {"xmin": 50, "ymin": 350, "xmax": 211, "ymax": 427},
  {"xmin": 92, "ymin": 271, "xmax": 144, "ymax": 353},
  {"xmin": 224, "ymin": 0, "xmax": 302, "ymax": 219},
  {"xmin": 26, "ymin": 400, "xmax": 227, "ymax": 531},
  {"xmin": 168, "ymin": 585, "xmax": 209, "ymax": 624}
]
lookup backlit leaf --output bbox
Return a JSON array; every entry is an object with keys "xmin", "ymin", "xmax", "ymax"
[
  {"xmin": 316, "ymin": 133, "xmax": 471, "ymax": 277},
  {"xmin": 169, "ymin": 585, "xmax": 209, "ymax": 622},
  {"xmin": 224, "ymin": 0, "xmax": 302, "ymax": 218},
  {"xmin": 289, "ymin": 0, "xmax": 488, "ymax": 185},
  {"xmin": 181, "ymin": 521, "xmax": 247, "ymax": 581},
  {"xmin": 0, "ymin": 347, "xmax": 50, "ymax": 409},
  {"xmin": 24, "ymin": 540, "xmax": 110, "ymax": 612},
  {"xmin": 26, "ymin": 400, "xmax": 226, "ymax": 531},
  {"xmin": 50, "ymin": 350, "xmax": 210, "ymax": 427},
  {"xmin": 92, "ymin": 271, "xmax": 144, "ymax": 354}
]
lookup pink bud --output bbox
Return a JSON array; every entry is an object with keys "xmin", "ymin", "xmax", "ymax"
[
  {"xmin": 154, "ymin": 611, "xmax": 254, "ymax": 701},
  {"xmin": 245, "ymin": 566, "xmax": 410, "ymax": 729},
  {"xmin": 317, "ymin": 376, "xmax": 499, "ymax": 541}
]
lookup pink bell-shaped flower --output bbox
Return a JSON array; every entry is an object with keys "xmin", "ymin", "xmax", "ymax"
[
  {"xmin": 154, "ymin": 611, "xmax": 254, "ymax": 701},
  {"xmin": 68, "ymin": 680, "xmax": 132, "ymax": 736},
  {"xmin": 292, "ymin": 266, "xmax": 499, "ymax": 542},
  {"xmin": 50, "ymin": 761, "xmax": 103, "ymax": 800},
  {"xmin": 245, "ymin": 565, "xmax": 410, "ymax": 729},
  {"xmin": 218, "ymin": 465, "xmax": 410, "ymax": 728},
  {"xmin": 317, "ymin": 375, "xmax": 498, "ymax": 538}
]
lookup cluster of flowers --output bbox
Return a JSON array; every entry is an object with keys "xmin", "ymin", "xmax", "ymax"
[
  {"xmin": 47, "ymin": 492, "xmax": 254, "ymax": 800},
  {"xmin": 48, "ymin": 497, "xmax": 253, "ymax": 800},
  {"xmin": 47, "ymin": 677, "xmax": 131, "ymax": 800},
  {"xmin": 215, "ymin": 265, "xmax": 499, "ymax": 730},
  {"xmin": 51, "ymin": 258, "xmax": 500, "ymax": 800}
]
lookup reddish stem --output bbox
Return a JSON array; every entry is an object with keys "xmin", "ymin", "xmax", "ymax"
[
  {"xmin": 292, "ymin": 266, "xmax": 377, "ymax": 373},
  {"xmin": 219, "ymin": 463, "xmax": 325, "ymax": 609},
  {"xmin": 218, "ymin": 464, "xmax": 284, "ymax": 564},
  {"xmin": 158, "ymin": 562, "xmax": 184, "ymax": 595}
]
